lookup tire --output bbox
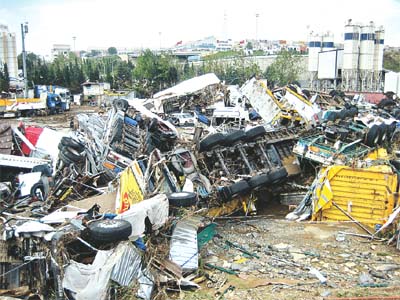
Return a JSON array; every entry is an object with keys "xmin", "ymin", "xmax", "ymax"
[
  {"xmin": 88, "ymin": 219, "xmax": 132, "ymax": 243},
  {"xmin": 58, "ymin": 151, "xmax": 74, "ymax": 165},
  {"xmin": 30, "ymin": 182, "xmax": 45, "ymax": 200},
  {"xmin": 63, "ymin": 147, "xmax": 85, "ymax": 162},
  {"xmin": 167, "ymin": 192, "xmax": 197, "ymax": 207},
  {"xmin": 248, "ymin": 173, "xmax": 272, "ymax": 189},
  {"xmin": 378, "ymin": 123, "xmax": 388, "ymax": 144},
  {"xmin": 390, "ymin": 160, "xmax": 400, "ymax": 171},
  {"xmin": 348, "ymin": 107, "xmax": 358, "ymax": 117},
  {"xmin": 365, "ymin": 125, "xmax": 381, "ymax": 147},
  {"xmin": 269, "ymin": 167, "xmax": 288, "ymax": 183},
  {"xmin": 60, "ymin": 137, "xmax": 85, "ymax": 152},
  {"xmin": 199, "ymin": 133, "xmax": 225, "ymax": 152},
  {"xmin": 388, "ymin": 122, "xmax": 397, "ymax": 139},
  {"xmin": 338, "ymin": 110, "xmax": 347, "ymax": 120},
  {"xmin": 219, "ymin": 180, "xmax": 251, "ymax": 202},
  {"xmin": 223, "ymin": 130, "xmax": 247, "ymax": 146},
  {"xmin": 245, "ymin": 126, "xmax": 266, "ymax": 141},
  {"xmin": 113, "ymin": 99, "xmax": 129, "ymax": 112}
]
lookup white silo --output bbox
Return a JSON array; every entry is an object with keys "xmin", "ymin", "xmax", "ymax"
[
  {"xmin": 308, "ymin": 32, "xmax": 321, "ymax": 89},
  {"xmin": 373, "ymin": 27, "xmax": 384, "ymax": 90},
  {"xmin": 359, "ymin": 21, "xmax": 375, "ymax": 91},
  {"xmin": 342, "ymin": 19, "xmax": 360, "ymax": 91},
  {"xmin": 0, "ymin": 24, "xmax": 18, "ymax": 79},
  {"xmin": 322, "ymin": 31, "xmax": 335, "ymax": 52}
]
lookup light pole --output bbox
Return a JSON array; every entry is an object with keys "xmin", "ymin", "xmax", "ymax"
[
  {"xmin": 72, "ymin": 36, "xmax": 76, "ymax": 52},
  {"xmin": 111, "ymin": 59, "xmax": 119, "ymax": 89},
  {"xmin": 21, "ymin": 22, "xmax": 28, "ymax": 98}
]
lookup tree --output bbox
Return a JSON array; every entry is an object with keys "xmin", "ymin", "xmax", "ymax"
[
  {"xmin": 264, "ymin": 50, "xmax": 303, "ymax": 87},
  {"xmin": 246, "ymin": 42, "xmax": 253, "ymax": 50},
  {"xmin": 107, "ymin": 47, "xmax": 118, "ymax": 55}
]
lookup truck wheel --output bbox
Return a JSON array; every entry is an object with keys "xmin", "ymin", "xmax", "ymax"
[
  {"xmin": 113, "ymin": 99, "xmax": 129, "ymax": 112},
  {"xmin": 59, "ymin": 151, "xmax": 74, "ymax": 165},
  {"xmin": 388, "ymin": 122, "xmax": 397, "ymax": 139},
  {"xmin": 223, "ymin": 130, "xmax": 247, "ymax": 146},
  {"xmin": 325, "ymin": 111, "xmax": 338, "ymax": 122},
  {"xmin": 199, "ymin": 133, "xmax": 225, "ymax": 152},
  {"xmin": 88, "ymin": 219, "xmax": 132, "ymax": 243},
  {"xmin": 167, "ymin": 192, "xmax": 197, "ymax": 207},
  {"xmin": 63, "ymin": 147, "xmax": 85, "ymax": 162},
  {"xmin": 30, "ymin": 182, "xmax": 45, "ymax": 200},
  {"xmin": 245, "ymin": 126, "xmax": 266, "ymax": 141},
  {"xmin": 60, "ymin": 137, "xmax": 85, "ymax": 152},
  {"xmin": 269, "ymin": 167, "xmax": 288, "ymax": 183},
  {"xmin": 219, "ymin": 180, "xmax": 251, "ymax": 202},
  {"xmin": 365, "ymin": 125, "xmax": 381, "ymax": 147},
  {"xmin": 248, "ymin": 173, "xmax": 272, "ymax": 189},
  {"xmin": 378, "ymin": 124, "xmax": 388, "ymax": 144}
]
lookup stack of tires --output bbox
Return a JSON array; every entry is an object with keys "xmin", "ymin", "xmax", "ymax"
[
  {"xmin": 364, "ymin": 123, "xmax": 397, "ymax": 147},
  {"xmin": 58, "ymin": 137, "xmax": 86, "ymax": 166}
]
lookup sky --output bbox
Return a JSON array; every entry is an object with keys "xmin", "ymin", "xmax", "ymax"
[{"xmin": 1, "ymin": 0, "xmax": 400, "ymax": 56}]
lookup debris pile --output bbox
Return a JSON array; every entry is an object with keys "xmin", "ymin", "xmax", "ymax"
[{"xmin": 0, "ymin": 73, "xmax": 399, "ymax": 299}]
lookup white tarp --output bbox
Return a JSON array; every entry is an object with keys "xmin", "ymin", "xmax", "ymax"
[
  {"xmin": 153, "ymin": 73, "xmax": 220, "ymax": 99},
  {"xmin": 63, "ymin": 243, "xmax": 127, "ymax": 300},
  {"xmin": 115, "ymin": 194, "xmax": 169, "ymax": 240}
]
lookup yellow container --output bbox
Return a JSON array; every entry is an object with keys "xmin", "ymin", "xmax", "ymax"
[{"xmin": 312, "ymin": 165, "xmax": 398, "ymax": 229}]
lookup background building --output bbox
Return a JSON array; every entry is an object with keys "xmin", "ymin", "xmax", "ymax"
[
  {"xmin": 0, "ymin": 24, "xmax": 18, "ymax": 79},
  {"xmin": 51, "ymin": 44, "xmax": 71, "ymax": 60}
]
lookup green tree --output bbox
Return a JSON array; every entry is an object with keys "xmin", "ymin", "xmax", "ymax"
[
  {"xmin": 246, "ymin": 42, "xmax": 253, "ymax": 50},
  {"xmin": 264, "ymin": 50, "xmax": 303, "ymax": 87},
  {"xmin": 384, "ymin": 50, "xmax": 400, "ymax": 72},
  {"xmin": 107, "ymin": 47, "xmax": 118, "ymax": 55},
  {"xmin": 1, "ymin": 63, "xmax": 10, "ymax": 92}
]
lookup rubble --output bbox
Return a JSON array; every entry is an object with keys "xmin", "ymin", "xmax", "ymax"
[{"xmin": 0, "ymin": 73, "xmax": 399, "ymax": 299}]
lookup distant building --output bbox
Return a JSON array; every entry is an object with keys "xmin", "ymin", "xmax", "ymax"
[
  {"xmin": 82, "ymin": 81, "xmax": 110, "ymax": 105},
  {"xmin": 51, "ymin": 44, "xmax": 71, "ymax": 60},
  {"xmin": 0, "ymin": 24, "xmax": 18, "ymax": 79}
]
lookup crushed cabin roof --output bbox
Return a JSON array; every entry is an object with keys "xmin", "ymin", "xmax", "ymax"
[{"xmin": 153, "ymin": 73, "xmax": 220, "ymax": 100}]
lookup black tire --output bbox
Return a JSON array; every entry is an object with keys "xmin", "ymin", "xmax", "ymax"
[
  {"xmin": 220, "ymin": 180, "xmax": 251, "ymax": 202},
  {"xmin": 199, "ymin": 133, "xmax": 225, "ymax": 152},
  {"xmin": 223, "ymin": 130, "xmax": 247, "ymax": 146},
  {"xmin": 378, "ymin": 123, "xmax": 388, "ymax": 144},
  {"xmin": 63, "ymin": 147, "xmax": 85, "ymax": 162},
  {"xmin": 338, "ymin": 110, "xmax": 347, "ymax": 120},
  {"xmin": 348, "ymin": 107, "xmax": 358, "ymax": 117},
  {"xmin": 365, "ymin": 125, "xmax": 381, "ymax": 147},
  {"xmin": 58, "ymin": 151, "xmax": 74, "ymax": 165},
  {"xmin": 60, "ymin": 137, "xmax": 85, "ymax": 152},
  {"xmin": 377, "ymin": 99, "xmax": 396, "ymax": 109},
  {"xmin": 388, "ymin": 122, "xmax": 397, "ymax": 139},
  {"xmin": 30, "ymin": 182, "xmax": 45, "ymax": 200},
  {"xmin": 269, "ymin": 167, "xmax": 288, "ymax": 183},
  {"xmin": 326, "ymin": 111, "xmax": 338, "ymax": 122},
  {"xmin": 88, "ymin": 219, "xmax": 132, "ymax": 243},
  {"xmin": 245, "ymin": 126, "xmax": 266, "ymax": 141},
  {"xmin": 113, "ymin": 99, "xmax": 129, "ymax": 112},
  {"xmin": 390, "ymin": 160, "xmax": 400, "ymax": 171},
  {"xmin": 248, "ymin": 173, "xmax": 272, "ymax": 189},
  {"xmin": 167, "ymin": 192, "xmax": 197, "ymax": 207}
]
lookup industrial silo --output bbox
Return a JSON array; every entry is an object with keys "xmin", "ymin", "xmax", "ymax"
[
  {"xmin": 359, "ymin": 21, "xmax": 375, "ymax": 91},
  {"xmin": 0, "ymin": 24, "xmax": 18, "ymax": 79},
  {"xmin": 342, "ymin": 20, "xmax": 360, "ymax": 91},
  {"xmin": 373, "ymin": 27, "xmax": 384, "ymax": 90},
  {"xmin": 322, "ymin": 31, "xmax": 335, "ymax": 52},
  {"xmin": 308, "ymin": 32, "xmax": 321, "ymax": 89}
]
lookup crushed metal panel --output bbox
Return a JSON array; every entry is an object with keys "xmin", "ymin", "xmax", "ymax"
[
  {"xmin": 240, "ymin": 78, "xmax": 281, "ymax": 124},
  {"xmin": 312, "ymin": 165, "xmax": 398, "ymax": 228},
  {"xmin": 283, "ymin": 88, "xmax": 320, "ymax": 123},
  {"xmin": 169, "ymin": 218, "xmax": 199, "ymax": 272},
  {"xmin": 111, "ymin": 243, "xmax": 142, "ymax": 286}
]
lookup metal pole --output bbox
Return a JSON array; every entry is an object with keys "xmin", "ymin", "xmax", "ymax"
[{"xmin": 21, "ymin": 23, "xmax": 28, "ymax": 98}]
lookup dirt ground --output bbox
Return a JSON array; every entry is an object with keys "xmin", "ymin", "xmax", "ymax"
[{"xmin": 12, "ymin": 106, "xmax": 400, "ymax": 300}]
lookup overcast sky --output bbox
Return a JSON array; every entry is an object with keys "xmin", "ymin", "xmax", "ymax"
[{"xmin": 1, "ymin": 0, "xmax": 400, "ymax": 55}]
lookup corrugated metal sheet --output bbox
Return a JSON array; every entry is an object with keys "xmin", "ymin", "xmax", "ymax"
[
  {"xmin": 312, "ymin": 165, "xmax": 398, "ymax": 228},
  {"xmin": 169, "ymin": 218, "xmax": 199, "ymax": 272},
  {"xmin": 111, "ymin": 243, "xmax": 142, "ymax": 286}
]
